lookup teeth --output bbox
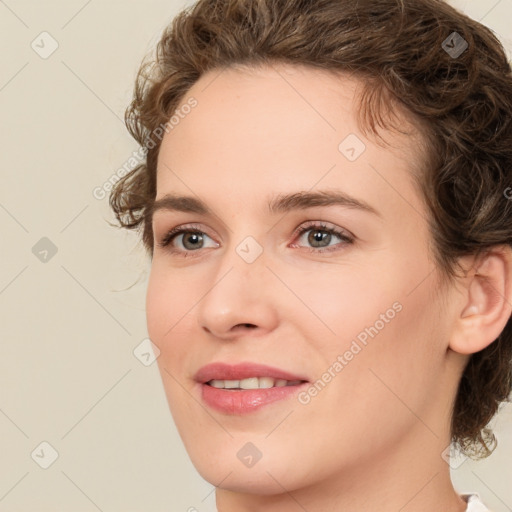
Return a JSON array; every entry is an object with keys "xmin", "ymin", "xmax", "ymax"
[
  {"xmin": 207, "ymin": 377, "xmax": 303, "ymax": 389},
  {"xmin": 258, "ymin": 377, "xmax": 274, "ymax": 388},
  {"xmin": 240, "ymin": 377, "xmax": 259, "ymax": 389}
]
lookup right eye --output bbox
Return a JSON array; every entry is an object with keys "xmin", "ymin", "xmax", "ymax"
[{"xmin": 157, "ymin": 224, "xmax": 219, "ymax": 256}]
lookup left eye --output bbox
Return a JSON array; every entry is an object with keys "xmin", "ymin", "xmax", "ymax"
[{"xmin": 292, "ymin": 223, "xmax": 354, "ymax": 252}]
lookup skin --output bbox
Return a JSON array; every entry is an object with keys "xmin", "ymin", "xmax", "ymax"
[{"xmin": 146, "ymin": 63, "xmax": 512, "ymax": 511}]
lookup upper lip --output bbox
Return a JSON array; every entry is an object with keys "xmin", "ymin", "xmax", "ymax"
[{"xmin": 195, "ymin": 362, "xmax": 309, "ymax": 383}]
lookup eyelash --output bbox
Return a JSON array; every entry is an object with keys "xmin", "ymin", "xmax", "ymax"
[{"xmin": 156, "ymin": 221, "xmax": 354, "ymax": 257}]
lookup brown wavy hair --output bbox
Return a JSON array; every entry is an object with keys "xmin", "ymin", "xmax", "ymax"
[{"xmin": 110, "ymin": 0, "xmax": 512, "ymax": 458}]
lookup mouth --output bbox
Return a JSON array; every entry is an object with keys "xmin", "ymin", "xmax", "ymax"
[
  {"xmin": 206, "ymin": 377, "xmax": 305, "ymax": 389},
  {"xmin": 195, "ymin": 362, "xmax": 309, "ymax": 414}
]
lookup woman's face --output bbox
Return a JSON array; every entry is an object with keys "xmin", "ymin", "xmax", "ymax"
[{"xmin": 146, "ymin": 64, "xmax": 460, "ymax": 494}]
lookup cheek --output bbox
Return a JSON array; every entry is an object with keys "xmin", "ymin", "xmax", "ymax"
[
  {"xmin": 146, "ymin": 272, "xmax": 167, "ymax": 340},
  {"xmin": 278, "ymin": 260, "xmax": 404, "ymax": 347},
  {"xmin": 316, "ymin": 274, "xmax": 444, "ymax": 431},
  {"xmin": 288, "ymin": 254, "xmax": 443, "ymax": 412},
  {"xmin": 146, "ymin": 268, "xmax": 202, "ymax": 431},
  {"xmin": 145, "ymin": 264, "xmax": 197, "ymax": 345}
]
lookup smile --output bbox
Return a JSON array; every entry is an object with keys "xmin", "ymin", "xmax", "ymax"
[
  {"xmin": 195, "ymin": 362, "xmax": 309, "ymax": 414},
  {"xmin": 207, "ymin": 377, "xmax": 304, "ymax": 389}
]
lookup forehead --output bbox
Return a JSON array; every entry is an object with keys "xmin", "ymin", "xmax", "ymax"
[
  {"xmin": 169, "ymin": 64, "xmax": 360, "ymax": 153},
  {"xmin": 155, "ymin": 63, "xmax": 426, "ymax": 212},
  {"xmin": 179, "ymin": 63, "xmax": 419, "ymax": 130}
]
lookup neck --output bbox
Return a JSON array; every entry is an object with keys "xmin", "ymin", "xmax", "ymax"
[{"xmin": 215, "ymin": 424, "xmax": 468, "ymax": 512}]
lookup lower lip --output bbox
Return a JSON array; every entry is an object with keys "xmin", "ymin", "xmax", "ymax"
[{"xmin": 201, "ymin": 382, "xmax": 308, "ymax": 414}]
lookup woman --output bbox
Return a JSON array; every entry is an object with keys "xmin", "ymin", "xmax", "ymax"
[{"xmin": 110, "ymin": 0, "xmax": 512, "ymax": 510}]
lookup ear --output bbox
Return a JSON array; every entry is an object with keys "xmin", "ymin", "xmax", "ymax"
[{"xmin": 449, "ymin": 245, "xmax": 512, "ymax": 355}]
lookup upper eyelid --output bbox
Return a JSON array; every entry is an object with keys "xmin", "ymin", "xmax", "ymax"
[
  {"xmin": 160, "ymin": 220, "xmax": 348, "ymax": 237},
  {"xmin": 295, "ymin": 220, "xmax": 352, "ymax": 234}
]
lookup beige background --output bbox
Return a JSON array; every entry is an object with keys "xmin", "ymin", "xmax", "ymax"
[{"xmin": 0, "ymin": 0, "xmax": 511, "ymax": 510}]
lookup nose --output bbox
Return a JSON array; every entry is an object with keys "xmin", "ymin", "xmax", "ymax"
[{"xmin": 196, "ymin": 244, "xmax": 280, "ymax": 340}]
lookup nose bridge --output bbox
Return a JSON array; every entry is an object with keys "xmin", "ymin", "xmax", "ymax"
[{"xmin": 195, "ymin": 234, "xmax": 278, "ymax": 337}]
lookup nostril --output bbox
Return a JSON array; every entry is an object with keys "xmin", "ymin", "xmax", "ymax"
[{"xmin": 236, "ymin": 323, "xmax": 256, "ymax": 329}]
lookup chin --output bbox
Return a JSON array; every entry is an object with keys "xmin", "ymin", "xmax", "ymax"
[
  {"xmin": 195, "ymin": 461, "xmax": 302, "ymax": 496},
  {"xmin": 182, "ymin": 436, "xmax": 308, "ymax": 495}
]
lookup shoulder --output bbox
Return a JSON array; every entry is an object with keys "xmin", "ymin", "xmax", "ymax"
[{"xmin": 460, "ymin": 493, "xmax": 491, "ymax": 512}]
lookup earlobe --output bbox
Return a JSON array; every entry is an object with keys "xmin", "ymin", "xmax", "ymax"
[{"xmin": 450, "ymin": 246, "xmax": 512, "ymax": 355}]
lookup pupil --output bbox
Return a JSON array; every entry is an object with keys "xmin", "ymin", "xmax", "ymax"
[
  {"xmin": 309, "ymin": 230, "xmax": 330, "ymax": 247},
  {"xmin": 184, "ymin": 232, "xmax": 202, "ymax": 250}
]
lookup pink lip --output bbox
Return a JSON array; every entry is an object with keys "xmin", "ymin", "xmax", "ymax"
[
  {"xmin": 195, "ymin": 362, "xmax": 307, "ymax": 383},
  {"xmin": 195, "ymin": 362, "xmax": 309, "ymax": 415}
]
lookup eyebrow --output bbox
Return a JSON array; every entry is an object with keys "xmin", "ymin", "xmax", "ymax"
[{"xmin": 149, "ymin": 190, "xmax": 381, "ymax": 221}]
